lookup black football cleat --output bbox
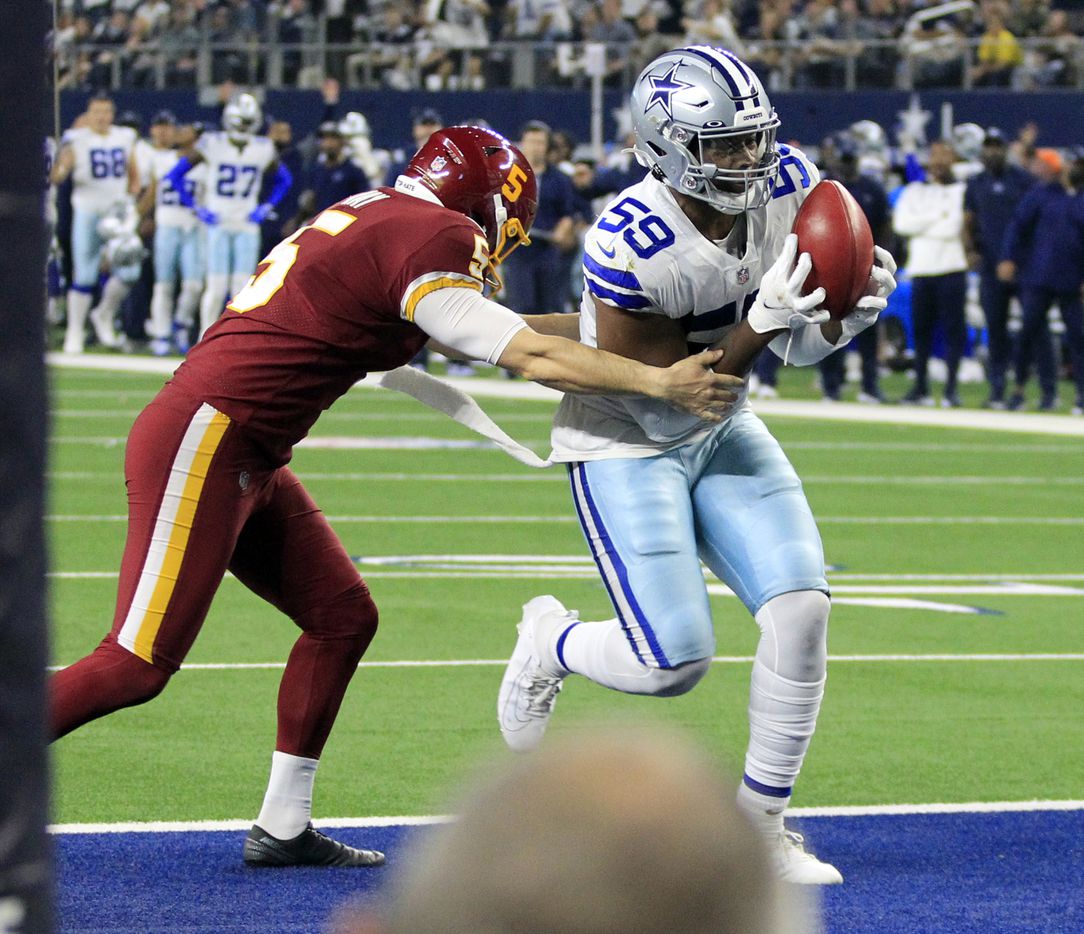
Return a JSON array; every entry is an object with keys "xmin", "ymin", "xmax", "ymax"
[{"xmin": 243, "ymin": 822, "xmax": 385, "ymax": 868}]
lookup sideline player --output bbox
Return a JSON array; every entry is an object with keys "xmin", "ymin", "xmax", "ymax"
[
  {"xmin": 497, "ymin": 47, "xmax": 895, "ymax": 884},
  {"xmin": 49, "ymin": 126, "xmax": 741, "ymax": 868},
  {"xmin": 50, "ymin": 92, "xmax": 139, "ymax": 352},
  {"xmin": 139, "ymin": 120, "xmax": 207, "ymax": 355},
  {"xmin": 166, "ymin": 93, "xmax": 293, "ymax": 338}
]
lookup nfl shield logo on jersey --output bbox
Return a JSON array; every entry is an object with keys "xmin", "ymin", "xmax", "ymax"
[{"xmin": 736, "ymin": 266, "xmax": 750, "ymax": 285}]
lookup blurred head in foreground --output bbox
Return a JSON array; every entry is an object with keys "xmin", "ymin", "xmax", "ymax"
[{"xmin": 334, "ymin": 722, "xmax": 818, "ymax": 934}]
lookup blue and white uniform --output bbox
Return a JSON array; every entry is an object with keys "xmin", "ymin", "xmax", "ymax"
[
  {"xmin": 147, "ymin": 147, "xmax": 206, "ymax": 346},
  {"xmin": 66, "ymin": 124, "xmax": 138, "ymax": 290},
  {"xmin": 193, "ymin": 131, "xmax": 279, "ymax": 335},
  {"xmin": 61, "ymin": 123, "xmax": 138, "ymax": 352},
  {"xmin": 551, "ymin": 146, "xmax": 828, "ymax": 666}
]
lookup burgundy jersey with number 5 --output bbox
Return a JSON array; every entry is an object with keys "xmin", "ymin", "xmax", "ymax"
[{"xmin": 168, "ymin": 188, "xmax": 487, "ymax": 464}]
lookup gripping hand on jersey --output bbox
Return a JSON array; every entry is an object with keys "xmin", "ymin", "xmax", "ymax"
[
  {"xmin": 746, "ymin": 233, "xmax": 828, "ymax": 334},
  {"xmin": 196, "ymin": 207, "xmax": 219, "ymax": 226},
  {"xmin": 839, "ymin": 246, "xmax": 897, "ymax": 342},
  {"xmin": 248, "ymin": 203, "xmax": 274, "ymax": 224}
]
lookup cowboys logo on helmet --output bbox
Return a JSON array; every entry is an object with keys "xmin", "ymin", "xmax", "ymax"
[
  {"xmin": 629, "ymin": 46, "xmax": 780, "ymax": 214},
  {"xmin": 223, "ymin": 93, "xmax": 263, "ymax": 141}
]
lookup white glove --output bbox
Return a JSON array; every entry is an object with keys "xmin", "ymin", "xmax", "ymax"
[
  {"xmin": 746, "ymin": 233, "xmax": 828, "ymax": 334},
  {"xmin": 839, "ymin": 246, "xmax": 897, "ymax": 342}
]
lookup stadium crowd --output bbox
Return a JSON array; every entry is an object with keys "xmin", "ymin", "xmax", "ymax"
[
  {"xmin": 52, "ymin": 0, "xmax": 1084, "ymax": 92},
  {"xmin": 46, "ymin": 79, "xmax": 1084, "ymax": 412}
]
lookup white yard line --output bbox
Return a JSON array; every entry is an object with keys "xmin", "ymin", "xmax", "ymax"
[
  {"xmin": 49, "ymin": 354, "xmax": 1084, "ymax": 437},
  {"xmin": 44, "ymin": 514, "xmax": 1084, "ymax": 525},
  {"xmin": 46, "ymin": 653, "xmax": 1084, "ymax": 673},
  {"xmin": 48, "ymin": 799, "xmax": 1084, "ymax": 834},
  {"xmin": 49, "ymin": 471, "xmax": 1084, "ymax": 485}
]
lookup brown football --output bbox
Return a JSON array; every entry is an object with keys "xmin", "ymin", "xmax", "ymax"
[{"xmin": 791, "ymin": 180, "xmax": 875, "ymax": 320}]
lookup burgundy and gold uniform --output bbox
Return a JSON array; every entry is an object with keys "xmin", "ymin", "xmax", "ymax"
[
  {"xmin": 51, "ymin": 187, "xmax": 488, "ymax": 758},
  {"xmin": 173, "ymin": 188, "xmax": 489, "ymax": 464},
  {"xmin": 51, "ymin": 125, "xmax": 541, "ymax": 864}
]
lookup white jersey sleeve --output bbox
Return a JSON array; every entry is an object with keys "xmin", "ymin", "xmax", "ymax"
[
  {"xmin": 198, "ymin": 133, "xmax": 276, "ymax": 230},
  {"xmin": 69, "ymin": 126, "xmax": 138, "ymax": 213},
  {"xmin": 551, "ymin": 146, "xmax": 821, "ymax": 462}
]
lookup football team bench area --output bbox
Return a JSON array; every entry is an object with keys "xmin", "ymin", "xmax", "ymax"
[{"xmin": 49, "ymin": 362, "xmax": 1084, "ymax": 933}]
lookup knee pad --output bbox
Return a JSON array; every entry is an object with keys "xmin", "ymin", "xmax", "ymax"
[
  {"xmin": 643, "ymin": 656, "xmax": 711, "ymax": 697},
  {"xmin": 754, "ymin": 590, "xmax": 830, "ymax": 682}
]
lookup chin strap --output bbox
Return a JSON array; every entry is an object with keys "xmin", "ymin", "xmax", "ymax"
[{"xmin": 377, "ymin": 366, "xmax": 552, "ymax": 468}]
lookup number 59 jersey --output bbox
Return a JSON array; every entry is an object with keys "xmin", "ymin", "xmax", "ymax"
[
  {"xmin": 551, "ymin": 144, "xmax": 820, "ymax": 463},
  {"xmin": 197, "ymin": 131, "xmax": 276, "ymax": 230}
]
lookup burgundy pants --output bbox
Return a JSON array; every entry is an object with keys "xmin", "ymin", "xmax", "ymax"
[{"xmin": 51, "ymin": 385, "xmax": 378, "ymax": 758}]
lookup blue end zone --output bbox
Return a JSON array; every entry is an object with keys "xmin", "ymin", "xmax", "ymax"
[
  {"xmin": 56, "ymin": 811, "xmax": 1084, "ymax": 933},
  {"xmin": 811, "ymin": 810, "xmax": 1084, "ymax": 933}
]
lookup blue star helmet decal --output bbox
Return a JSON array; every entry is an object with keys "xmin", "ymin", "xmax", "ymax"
[{"xmin": 644, "ymin": 63, "xmax": 693, "ymax": 120}]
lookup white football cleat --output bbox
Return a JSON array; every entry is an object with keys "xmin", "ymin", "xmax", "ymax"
[
  {"xmin": 771, "ymin": 829, "xmax": 843, "ymax": 885},
  {"xmin": 497, "ymin": 595, "xmax": 575, "ymax": 753}
]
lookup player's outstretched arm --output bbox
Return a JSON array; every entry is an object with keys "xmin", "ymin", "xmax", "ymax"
[
  {"xmin": 518, "ymin": 312, "xmax": 581, "ymax": 340},
  {"xmin": 410, "ymin": 287, "xmax": 740, "ymax": 420},
  {"xmin": 498, "ymin": 329, "xmax": 738, "ymax": 420}
]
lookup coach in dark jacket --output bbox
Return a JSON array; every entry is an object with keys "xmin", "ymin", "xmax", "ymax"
[
  {"xmin": 963, "ymin": 129, "xmax": 1035, "ymax": 408},
  {"xmin": 819, "ymin": 142, "xmax": 891, "ymax": 403},
  {"xmin": 999, "ymin": 149, "xmax": 1084, "ymax": 412},
  {"xmin": 293, "ymin": 122, "xmax": 370, "ymax": 226}
]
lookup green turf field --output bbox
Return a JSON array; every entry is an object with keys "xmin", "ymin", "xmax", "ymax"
[{"xmin": 48, "ymin": 364, "xmax": 1084, "ymax": 825}]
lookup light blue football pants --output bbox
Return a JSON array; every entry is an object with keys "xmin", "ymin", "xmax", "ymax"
[
  {"xmin": 568, "ymin": 408, "xmax": 828, "ymax": 668},
  {"xmin": 154, "ymin": 224, "xmax": 204, "ymax": 284}
]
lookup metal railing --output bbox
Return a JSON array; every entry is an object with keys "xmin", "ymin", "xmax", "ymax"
[{"xmin": 53, "ymin": 30, "xmax": 1084, "ymax": 93}]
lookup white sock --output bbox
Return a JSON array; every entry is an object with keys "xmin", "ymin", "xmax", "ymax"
[
  {"xmin": 176, "ymin": 279, "xmax": 203, "ymax": 327},
  {"xmin": 65, "ymin": 289, "xmax": 92, "ymax": 351},
  {"xmin": 255, "ymin": 751, "xmax": 319, "ymax": 840},
  {"xmin": 741, "ymin": 591, "xmax": 829, "ymax": 825},
  {"xmin": 556, "ymin": 618, "xmax": 665, "ymax": 694},
  {"xmin": 200, "ymin": 274, "xmax": 230, "ymax": 337},
  {"xmin": 148, "ymin": 282, "xmax": 175, "ymax": 339},
  {"xmin": 94, "ymin": 276, "xmax": 129, "ymax": 321},
  {"xmin": 736, "ymin": 781, "xmax": 787, "ymax": 837}
]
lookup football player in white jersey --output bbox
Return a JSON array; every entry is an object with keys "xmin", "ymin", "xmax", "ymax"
[
  {"xmin": 138, "ymin": 117, "xmax": 207, "ymax": 355},
  {"xmin": 498, "ymin": 47, "xmax": 896, "ymax": 886},
  {"xmin": 165, "ymin": 93, "xmax": 293, "ymax": 338},
  {"xmin": 50, "ymin": 93, "xmax": 139, "ymax": 353}
]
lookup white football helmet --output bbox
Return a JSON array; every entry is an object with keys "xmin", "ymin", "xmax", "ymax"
[
  {"xmin": 338, "ymin": 111, "xmax": 371, "ymax": 139},
  {"xmin": 951, "ymin": 122, "xmax": 985, "ymax": 163},
  {"xmin": 629, "ymin": 47, "xmax": 780, "ymax": 214},
  {"xmin": 96, "ymin": 202, "xmax": 137, "ymax": 241},
  {"xmin": 223, "ymin": 93, "xmax": 262, "ymax": 140},
  {"xmin": 105, "ymin": 233, "xmax": 146, "ymax": 270},
  {"xmin": 849, "ymin": 120, "xmax": 888, "ymax": 158}
]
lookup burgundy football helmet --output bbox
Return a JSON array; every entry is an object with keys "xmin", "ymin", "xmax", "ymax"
[{"xmin": 404, "ymin": 126, "xmax": 538, "ymax": 280}]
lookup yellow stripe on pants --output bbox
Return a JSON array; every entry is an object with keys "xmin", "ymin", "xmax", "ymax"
[{"xmin": 130, "ymin": 408, "xmax": 231, "ymax": 663}]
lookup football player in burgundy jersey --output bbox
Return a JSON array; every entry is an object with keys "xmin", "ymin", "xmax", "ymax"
[{"xmin": 49, "ymin": 126, "xmax": 741, "ymax": 867}]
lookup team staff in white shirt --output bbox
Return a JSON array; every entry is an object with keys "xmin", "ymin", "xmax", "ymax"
[
  {"xmin": 892, "ymin": 140, "xmax": 969, "ymax": 408},
  {"xmin": 50, "ymin": 92, "xmax": 140, "ymax": 353}
]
